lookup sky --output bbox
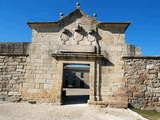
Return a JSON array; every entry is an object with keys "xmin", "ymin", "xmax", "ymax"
[{"xmin": 0, "ymin": 0, "xmax": 160, "ymax": 56}]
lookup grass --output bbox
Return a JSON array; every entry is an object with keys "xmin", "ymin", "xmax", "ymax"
[{"xmin": 130, "ymin": 108, "xmax": 160, "ymax": 120}]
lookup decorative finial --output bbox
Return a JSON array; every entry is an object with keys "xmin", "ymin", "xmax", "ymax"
[
  {"xmin": 76, "ymin": 2, "xmax": 80, "ymax": 9},
  {"xmin": 93, "ymin": 13, "xmax": 97, "ymax": 20},
  {"xmin": 60, "ymin": 12, "xmax": 64, "ymax": 19}
]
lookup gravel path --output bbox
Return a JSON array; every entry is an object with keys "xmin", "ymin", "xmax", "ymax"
[{"xmin": 0, "ymin": 103, "xmax": 147, "ymax": 120}]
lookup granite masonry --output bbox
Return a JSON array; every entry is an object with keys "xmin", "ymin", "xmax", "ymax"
[
  {"xmin": 0, "ymin": 3, "xmax": 159, "ymax": 111},
  {"xmin": 123, "ymin": 56, "xmax": 160, "ymax": 111}
]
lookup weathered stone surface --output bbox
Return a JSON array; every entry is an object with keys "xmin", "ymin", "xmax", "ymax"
[
  {"xmin": 124, "ymin": 58, "xmax": 160, "ymax": 111},
  {"xmin": 0, "ymin": 42, "xmax": 30, "ymax": 54},
  {"xmin": 1, "ymin": 5, "xmax": 160, "ymax": 111},
  {"xmin": 8, "ymin": 92, "xmax": 21, "ymax": 96},
  {"xmin": 28, "ymin": 89, "xmax": 38, "ymax": 93}
]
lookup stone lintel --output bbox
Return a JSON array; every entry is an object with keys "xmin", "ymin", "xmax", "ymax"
[
  {"xmin": 59, "ymin": 45, "xmax": 96, "ymax": 53},
  {"xmin": 52, "ymin": 53, "xmax": 103, "ymax": 60}
]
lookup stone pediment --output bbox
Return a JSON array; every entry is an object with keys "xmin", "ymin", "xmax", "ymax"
[
  {"xmin": 58, "ymin": 9, "xmax": 99, "ymax": 51},
  {"xmin": 58, "ymin": 9, "xmax": 98, "ymax": 26}
]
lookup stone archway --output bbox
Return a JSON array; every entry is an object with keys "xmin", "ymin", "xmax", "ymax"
[
  {"xmin": 52, "ymin": 54, "xmax": 103, "ymax": 105},
  {"xmin": 62, "ymin": 64, "xmax": 90, "ymax": 104}
]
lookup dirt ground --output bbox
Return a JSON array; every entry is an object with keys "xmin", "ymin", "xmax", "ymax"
[{"xmin": 0, "ymin": 102, "xmax": 148, "ymax": 120}]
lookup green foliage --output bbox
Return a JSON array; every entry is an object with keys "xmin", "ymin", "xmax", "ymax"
[{"xmin": 131, "ymin": 108, "xmax": 160, "ymax": 120}]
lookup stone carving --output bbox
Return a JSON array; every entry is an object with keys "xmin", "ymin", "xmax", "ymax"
[
  {"xmin": 87, "ymin": 29, "xmax": 96, "ymax": 45},
  {"xmin": 60, "ymin": 29, "xmax": 70, "ymax": 44},
  {"xmin": 73, "ymin": 21, "xmax": 84, "ymax": 45},
  {"xmin": 73, "ymin": 31, "xmax": 84, "ymax": 45}
]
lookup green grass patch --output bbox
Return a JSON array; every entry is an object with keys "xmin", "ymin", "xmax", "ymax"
[{"xmin": 130, "ymin": 108, "xmax": 160, "ymax": 120}]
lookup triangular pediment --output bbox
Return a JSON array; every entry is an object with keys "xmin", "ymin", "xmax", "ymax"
[{"xmin": 58, "ymin": 9, "xmax": 98, "ymax": 25}]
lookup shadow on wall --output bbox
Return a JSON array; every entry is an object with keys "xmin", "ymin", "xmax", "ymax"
[
  {"xmin": 63, "ymin": 74, "xmax": 89, "ymax": 88},
  {"xmin": 102, "ymin": 57, "xmax": 114, "ymax": 66},
  {"xmin": 62, "ymin": 95, "xmax": 89, "ymax": 105}
]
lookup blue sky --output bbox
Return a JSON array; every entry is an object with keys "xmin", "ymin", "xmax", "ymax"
[{"xmin": 0, "ymin": 0, "xmax": 160, "ymax": 56}]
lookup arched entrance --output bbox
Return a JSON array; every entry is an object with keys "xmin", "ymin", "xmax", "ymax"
[
  {"xmin": 62, "ymin": 64, "xmax": 90, "ymax": 104},
  {"xmin": 52, "ymin": 54, "xmax": 103, "ymax": 105}
]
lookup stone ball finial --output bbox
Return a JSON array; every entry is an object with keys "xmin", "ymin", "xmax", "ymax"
[
  {"xmin": 60, "ymin": 12, "xmax": 64, "ymax": 17},
  {"xmin": 93, "ymin": 13, "xmax": 97, "ymax": 20},
  {"xmin": 60, "ymin": 12, "xmax": 64, "ymax": 19},
  {"xmin": 76, "ymin": 2, "xmax": 80, "ymax": 9}
]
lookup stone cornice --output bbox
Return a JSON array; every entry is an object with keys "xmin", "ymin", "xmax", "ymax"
[
  {"xmin": 52, "ymin": 53, "xmax": 103, "ymax": 60},
  {"xmin": 122, "ymin": 56, "xmax": 160, "ymax": 59},
  {"xmin": 27, "ymin": 22, "xmax": 59, "ymax": 29},
  {"xmin": 0, "ymin": 53, "xmax": 29, "ymax": 56},
  {"xmin": 98, "ymin": 22, "xmax": 131, "ymax": 31}
]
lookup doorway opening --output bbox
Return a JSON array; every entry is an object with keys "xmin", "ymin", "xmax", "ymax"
[{"xmin": 62, "ymin": 64, "xmax": 90, "ymax": 105}]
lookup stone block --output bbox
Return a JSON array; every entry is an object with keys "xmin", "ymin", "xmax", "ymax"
[
  {"xmin": 146, "ymin": 64, "xmax": 155, "ymax": 69},
  {"xmin": 41, "ymin": 74, "xmax": 51, "ymax": 79},
  {"xmin": 0, "ymin": 63, "xmax": 4, "ymax": 65},
  {"xmin": 0, "ymin": 84, "xmax": 2, "ymax": 91},
  {"xmin": 115, "ymin": 92, "xmax": 126, "ymax": 97},
  {"xmin": 12, "ymin": 76, "xmax": 18, "ymax": 80},
  {"xmin": 8, "ymin": 92, "xmax": 21, "ymax": 96},
  {"xmin": 133, "ymin": 92, "xmax": 143, "ymax": 98},
  {"xmin": 23, "ymin": 83, "xmax": 35, "ymax": 89},
  {"xmin": 5, "ymin": 96, "xmax": 21, "ymax": 102},
  {"xmin": 0, "ymin": 59, "xmax": 4, "ymax": 63},
  {"xmin": 19, "ymin": 63, "xmax": 27, "ymax": 65},
  {"xmin": 158, "ymin": 73, "xmax": 160, "ymax": 79},
  {"xmin": 25, "ymin": 74, "xmax": 34, "ymax": 79},
  {"xmin": 16, "ymin": 69, "xmax": 25, "ymax": 72},
  {"xmin": 147, "ymin": 101, "xmax": 153, "ymax": 106},
  {"xmin": 17, "ymin": 66, "xmax": 23, "ymax": 69},
  {"xmin": 155, "ymin": 107, "xmax": 160, "ymax": 112},
  {"xmin": 119, "ymin": 86, "xmax": 127, "ymax": 91},
  {"xmin": 7, "ymin": 67, "xmax": 15, "ymax": 71},
  {"xmin": 0, "ymin": 92, "xmax": 7, "ymax": 95},
  {"xmin": 35, "ymin": 83, "xmax": 40, "ymax": 89},
  {"xmin": 112, "ymin": 87, "xmax": 119, "ymax": 92},
  {"xmin": 0, "ymin": 75, "xmax": 12, "ymax": 78},
  {"xmin": 35, "ymin": 59, "xmax": 43, "ymax": 63},
  {"xmin": 17, "ymin": 80, "xmax": 25, "ymax": 84},
  {"xmin": 8, "ymin": 57, "xmax": 14, "ymax": 62},
  {"xmin": 9, "ymin": 80, "xmax": 16, "ymax": 84},
  {"xmin": 22, "ymin": 58, "xmax": 27, "ymax": 62},
  {"xmin": 145, "ymin": 92, "xmax": 153, "ymax": 97},
  {"xmin": 28, "ymin": 89, "xmax": 38, "ymax": 93},
  {"xmin": 109, "ymin": 101, "xmax": 128, "ymax": 108},
  {"xmin": 7, "ymin": 62, "xmax": 18, "ymax": 66},
  {"xmin": 24, "ymin": 66, "xmax": 32, "ymax": 70},
  {"xmin": 0, "ymin": 56, "xmax": 5, "ymax": 59},
  {"xmin": 110, "ymin": 77, "xmax": 127, "ymax": 82},
  {"xmin": 150, "ymin": 70, "xmax": 157, "ymax": 74},
  {"xmin": 34, "ymin": 79, "xmax": 45, "ymax": 83},
  {"xmin": 44, "ymin": 84, "xmax": 53, "ymax": 90},
  {"xmin": 46, "ymin": 80, "xmax": 55, "ymax": 84},
  {"xmin": 138, "ymin": 85, "xmax": 146, "ymax": 92},
  {"xmin": 39, "ymin": 83, "xmax": 44, "ymax": 89}
]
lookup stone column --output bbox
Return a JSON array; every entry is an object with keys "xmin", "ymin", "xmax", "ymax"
[
  {"xmin": 56, "ymin": 61, "xmax": 63, "ymax": 104},
  {"xmin": 89, "ymin": 61, "xmax": 96, "ymax": 103},
  {"xmin": 96, "ymin": 59, "xmax": 101, "ymax": 101}
]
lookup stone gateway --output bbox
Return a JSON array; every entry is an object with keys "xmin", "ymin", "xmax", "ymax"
[{"xmin": 0, "ymin": 3, "xmax": 159, "ymax": 111}]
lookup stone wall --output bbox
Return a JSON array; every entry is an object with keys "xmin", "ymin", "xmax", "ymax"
[
  {"xmin": 0, "ymin": 42, "xmax": 30, "ymax": 55},
  {"xmin": 98, "ymin": 27, "xmax": 128, "ymax": 108},
  {"xmin": 0, "ymin": 43, "xmax": 29, "ymax": 102},
  {"xmin": 123, "ymin": 56, "xmax": 160, "ymax": 111}
]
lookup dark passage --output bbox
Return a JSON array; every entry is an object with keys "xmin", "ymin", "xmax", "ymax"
[{"xmin": 62, "ymin": 88, "xmax": 89, "ymax": 105}]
